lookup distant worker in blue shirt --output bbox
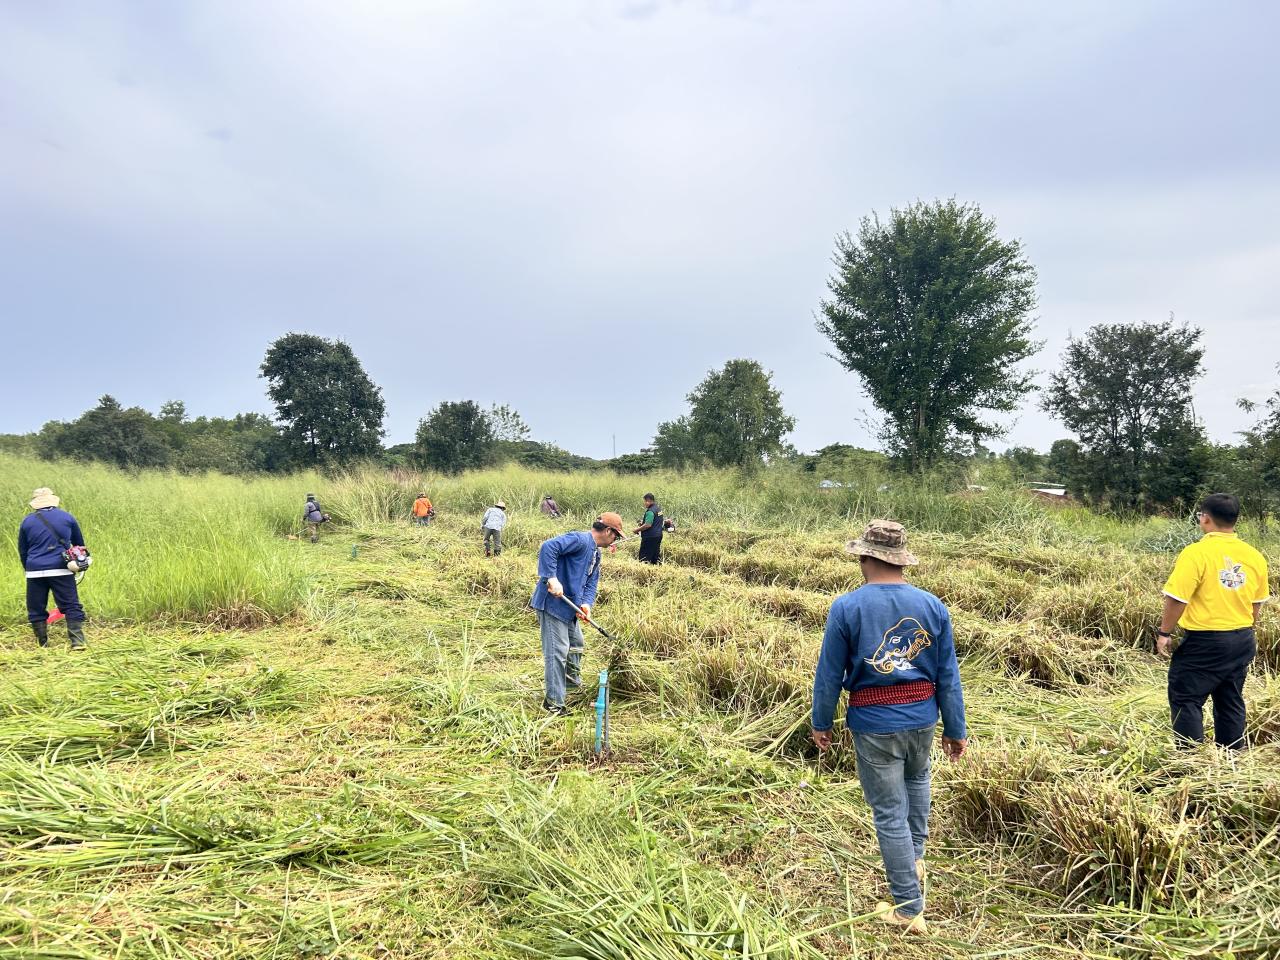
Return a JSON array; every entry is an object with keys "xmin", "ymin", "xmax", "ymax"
[
  {"xmin": 811, "ymin": 520, "xmax": 967, "ymax": 937},
  {"xmin": 529, "ymin": 512, "xmax": 626, "ymax": 715},
  {"xmin": 17, "ymin": 487, "xmax": 90, "ymax": 650}
]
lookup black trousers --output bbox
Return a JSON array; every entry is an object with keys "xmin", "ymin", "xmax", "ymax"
[
  {"xmin": 26, "ymin": 575, "xmax": 85, "ymax": 623},
  {"xmin": 638, "ymin": 536, "xmax": 663, "ymax": 565},
  {"xmin": 1168, "ymin": 627, "xmax": 1255, "ymax": 749}
]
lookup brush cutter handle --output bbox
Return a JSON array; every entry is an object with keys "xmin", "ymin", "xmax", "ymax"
[{"xmin": 557, "ymin": 594, "xmax": 613, "ymax": 639}]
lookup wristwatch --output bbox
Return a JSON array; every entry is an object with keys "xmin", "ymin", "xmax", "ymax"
[{"xmin": 1156, "ymin": 629, "xmax": 1173, "ymax": 639}]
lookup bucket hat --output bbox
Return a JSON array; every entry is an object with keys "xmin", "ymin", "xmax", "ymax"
[
  {"xmin": 845, "ymin": 519, "xmax": 918, "ymax": 566},
  {"xmin": 495, "ymin": 500, "xmax": 506, "ymax": 509},
  {"xmin": 29, "ymin": 487, "xmax": 60, "ymax": 510}
]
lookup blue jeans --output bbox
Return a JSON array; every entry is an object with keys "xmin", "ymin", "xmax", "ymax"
[
  {"xmin": 539, "ymin": 611, "xmax": 584, "ymax": 707},
  {"xmin": 854, "ymin": 725, "xmax": 934, "ymax": 917}
]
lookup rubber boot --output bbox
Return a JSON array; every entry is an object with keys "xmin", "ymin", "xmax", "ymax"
[
  {"xmin": 67, "ymin": 620, "xmax": 87, "ymax": 651},
  {"xmin": 31, "ymin": 621, "xmax": 49, "ymax": 648}
]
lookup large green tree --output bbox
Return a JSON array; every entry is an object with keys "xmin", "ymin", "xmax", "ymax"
[
  {"xmin": 1042, "ymin": 320, "xmax": 1208, "ymax": 511},
  {"xmin": 654, "ymin": 359, "xmax": 795, "ymax": 469},
  {"xmin": 175, "ymin": 412, "xmax": 288, "ymax": 473},
  {"xmin": 416, "ymin": 400, "xmax": 496, "ymax": 473},
  {"xmin": 818, "ymin": 199, "xmax": 1040, "ymax": 471},
  {"xmin": 41, "ymin": 395, "xmax": 172, "ymax": 469},
  {"xmin": 260, "ymin": 333, "xmax": 385, "ymax": 465},
  {"xmin": 1216, "ymin": 365, "xmax": 1280, "ymax": 525},
  {"xmin": 651, "ymin": 416, "xmax": 700, "ymax": 469},
  {"xmin": 1045, "ymin": 438, "xmax": 1085, "ymax": 490},
  {"xmin": 487, "ymin": 404, "xmax": 531, "ymax": 443}
]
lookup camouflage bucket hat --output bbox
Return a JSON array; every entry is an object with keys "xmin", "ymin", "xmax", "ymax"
[{"xmin": 845, "ymin": 519, "xmax": 918, "ymax": 566}]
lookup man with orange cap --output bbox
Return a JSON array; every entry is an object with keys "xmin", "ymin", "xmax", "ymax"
[{"xmin": 530, "ymin": 512, "xmax": 626, "ymax": 715}]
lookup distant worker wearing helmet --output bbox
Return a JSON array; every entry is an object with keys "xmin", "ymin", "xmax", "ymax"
[
  {"xmin": 303, "ymin": 494, "xmax": 330, "ymax": 542},
  {"xmin": 18, "ymin": 487, "xmax": 89, "ymax": 650},
  {"xmin": 530, "ymin": 512, "xmax": 626, "ymax": 715}
]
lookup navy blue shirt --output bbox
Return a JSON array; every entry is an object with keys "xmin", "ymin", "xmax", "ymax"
[
  {"xmin": 529, "ymin": 531, "xmax": 602, "ymax": 623},
  {"xmin": 640, "ymin": 504, "xmax": 664, "ymax": 540},
  {"xmin": 811, "ymin": 583, "xmax": 966, "ymax": 739},
  {"xmin": 17, "ymin": 508, "xmax": 86, "ymax": 573}
]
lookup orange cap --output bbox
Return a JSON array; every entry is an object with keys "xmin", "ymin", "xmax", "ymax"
[{"xmin": 596, "ymin": 512, "xmax": 627, "ymax": 539}]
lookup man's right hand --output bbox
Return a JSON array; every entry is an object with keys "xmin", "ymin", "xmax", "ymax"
[
  {"xmin": 1156, "ymin": 634, "xmax": 1172, "ymax": 658},
  {"xmin": 546, "ymin": 577, "xmax": 564, "ymax": 597},
  {"xmin": 811, "ymin": 728, "xmax": 833, "ymax": 752},
  {"xmin": 942, "ymin": 736, "xmax": 967, "ymax": 760}
]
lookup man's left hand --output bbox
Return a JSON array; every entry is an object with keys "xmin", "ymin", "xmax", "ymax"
[
  {"xmin": 1156, "ymin": 634, "xmax": 1172, "ymax": 658},
  {"xmin": 811, "ymin": 728, "xmax": 833, "ymax": 752},
  {"xmin": 577, "ymin": 604, "xmax": 591, "ymax": 623}
]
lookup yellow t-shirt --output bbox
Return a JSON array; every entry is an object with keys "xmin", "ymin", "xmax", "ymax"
[{"xmin": 1162, "ymin": 532, "xmax": 1270, "ymax": 631}]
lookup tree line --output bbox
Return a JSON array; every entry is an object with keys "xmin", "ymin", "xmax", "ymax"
[{"xmin": 3, "ymin": 199, "xmax": 1277, "ymax": 517}]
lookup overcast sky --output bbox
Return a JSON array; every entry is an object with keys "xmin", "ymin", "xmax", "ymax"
[{"xmin": 2, "ymin": 1, "xmax": 1277, "ymax": 458}]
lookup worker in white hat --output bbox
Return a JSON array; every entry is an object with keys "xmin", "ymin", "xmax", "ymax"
[
  {"xmin": 17, "ymin": 487, "xmax": 89, "ymax": 650},
  {"xmin": 481, "ymin": 500, "xmax": 508, "ymax": 557}
]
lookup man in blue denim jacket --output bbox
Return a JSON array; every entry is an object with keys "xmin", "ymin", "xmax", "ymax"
[
  {"xmin": 530, "ymin": 512, "xmax": 625, "ymax": 715},
  {"xmin": 811, "ymin": 520, "xmax": 967, "ymax": 937}
]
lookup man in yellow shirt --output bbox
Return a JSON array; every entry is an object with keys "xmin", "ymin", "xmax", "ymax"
[{"xmin": 1158, "ymin": 493, "xmax": 1270, "ymax": 749}]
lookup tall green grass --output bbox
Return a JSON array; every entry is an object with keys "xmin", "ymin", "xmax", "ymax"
[{"xmin": 0, "ymin": 455, "xmax": 318, "ymax": 625}]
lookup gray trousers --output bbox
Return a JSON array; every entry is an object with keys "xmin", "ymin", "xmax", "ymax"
[
  {"xmin": 539, "ymin": 611, "xmax": 584, "ymax": 707},
  {"xmin": 484, "ymin": 527, "xmax": 502, "ymax": 554}
]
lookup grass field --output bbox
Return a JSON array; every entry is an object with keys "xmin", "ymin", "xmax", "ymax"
[{"xmin": 1, "ymin": 458, "xmax": 1278, "ymax": 959}]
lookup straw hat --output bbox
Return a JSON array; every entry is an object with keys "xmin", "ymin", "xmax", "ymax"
[
  {"xmin": 495, "ymin": 500, "xmax": 506, "ymax": 509},
  {"xmin": 845, "ymin": 519, "xmax": 918, "ymax": 566},
  {"xmin": 29, "ymin": 487, "xmax": 60, "ymax": 510}
]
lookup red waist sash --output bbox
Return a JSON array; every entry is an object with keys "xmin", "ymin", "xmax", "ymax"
[{"xmin": 849, "ymin": 680, "xmax": 936, "ymax": 707}]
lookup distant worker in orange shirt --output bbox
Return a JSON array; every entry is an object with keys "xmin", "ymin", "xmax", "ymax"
[{"xmin": 412, "ymin": 492, "xmax": 434, "ymax": 526}]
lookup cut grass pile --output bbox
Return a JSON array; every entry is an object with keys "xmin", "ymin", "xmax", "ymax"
[{"xmin": 0, "ymin": 459, "xmax": 1278, "ymax": 958}]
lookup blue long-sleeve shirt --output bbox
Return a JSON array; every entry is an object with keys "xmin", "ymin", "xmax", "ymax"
[
  {"xmin": 17, "ymin": 508, "xmax": 85, "ymax": 574},
  {"xmin": 529, "ymin": 531, "xmax": 602, "ymax": 623},
  {"xmin": 811, "ymin": 583, "xmax": 966, "ymax": 739}
]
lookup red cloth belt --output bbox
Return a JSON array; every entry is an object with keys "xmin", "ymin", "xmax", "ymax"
[{"xmin": 849, "ymin": 680, "xmax": 936, "ymax": 707}]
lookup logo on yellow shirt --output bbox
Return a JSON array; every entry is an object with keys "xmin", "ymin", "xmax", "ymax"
[
  {"xmin": 1219, "ymin": 558, "xmax": 1246, "ymax": 591},
  {"xmin": 865, "ymin": 617, "xmax": 933, "ymax": 675}
]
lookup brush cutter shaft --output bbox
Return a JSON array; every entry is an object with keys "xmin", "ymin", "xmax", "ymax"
[{"xmin": 557, "ymin": 594, "xmax": 612, "ymax": 639}]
